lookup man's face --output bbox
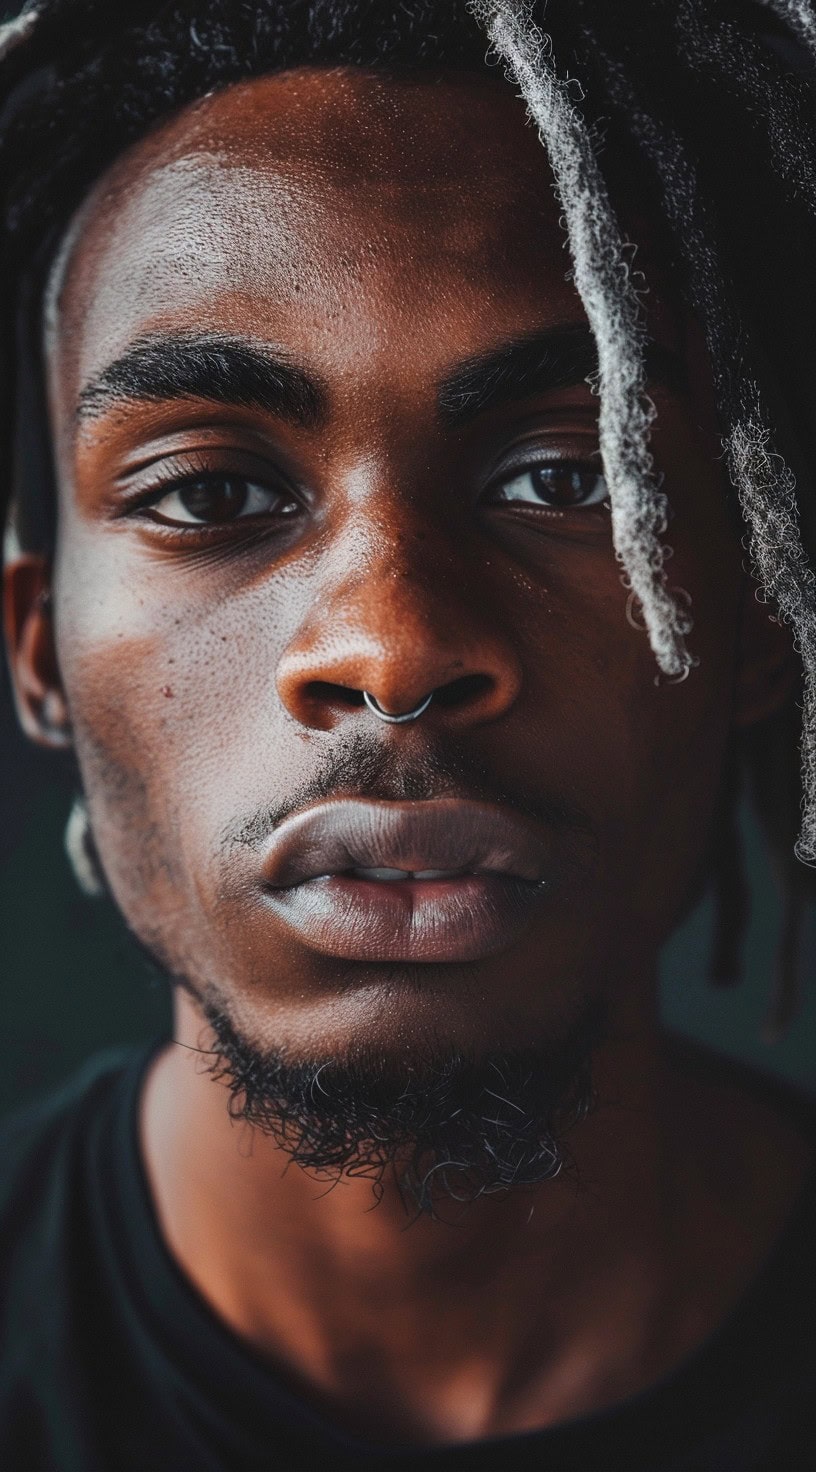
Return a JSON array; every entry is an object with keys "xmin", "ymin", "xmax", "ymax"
[{"xmin": 39, "ymin": 68, "xmax": 743, "ymax": 1066}]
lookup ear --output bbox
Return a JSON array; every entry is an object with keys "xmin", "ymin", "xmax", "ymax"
[
  {"xmin": 4, "ymin": 553, "xmax": 72, "ymax": 749},
  {"xmin": 733, "ymin": 575, "xmax": 801, "ymax": 729}
]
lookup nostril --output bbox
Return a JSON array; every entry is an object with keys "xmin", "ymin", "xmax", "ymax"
[
  {"xmin": 305, "ymin": 682, "xmax": 365, "ymax": 710},
  {"xmin": 434, "ymin": 673, "xmax": 493, "ymax": 708},
  {"xmin": 295, "ymin": 673, "xmax": 499, "ymax": 724}
]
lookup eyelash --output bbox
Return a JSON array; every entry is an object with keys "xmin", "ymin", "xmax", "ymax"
[
  {"xmin": 120, "ymin": 443, "xmax": 607, "ymax": 536},
  {"xmin": 120, "ymin": 454, "xmax": 300, "ymax": 524},
  {"xmin": 484, "ymin": 453, "xmax": 607, "ymax": 505}
]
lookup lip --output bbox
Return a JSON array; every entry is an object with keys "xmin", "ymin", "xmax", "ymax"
[{"xmin": 259, "ymin": 798, "xmax": 555, "ymax": 962}]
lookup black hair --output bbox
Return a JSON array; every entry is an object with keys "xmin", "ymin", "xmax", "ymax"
[
  {"xmin": 2, "ymin": 0, "xmax": 815, "ymax": 1029},
  {"xmin": 200, "ymin": 997, "xmax": 602, "ymax": 1216}
]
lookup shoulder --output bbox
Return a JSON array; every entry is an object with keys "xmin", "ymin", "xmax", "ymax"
[
  {"xmin": 0, "ymin": 1050, "xmax": 135, "ymax": 1190},
  {"xmin": 0, "ymin": 1048, "xmax": 150, "ymax": 1464},
  {"xmin": 0, "ymin": 1048, "xmax": 147, "ymax": 1288}
]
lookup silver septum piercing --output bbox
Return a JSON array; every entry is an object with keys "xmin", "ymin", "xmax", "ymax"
[{"xmin": 363, "ymin": 690, "xmax": 434, "ymax": 724}]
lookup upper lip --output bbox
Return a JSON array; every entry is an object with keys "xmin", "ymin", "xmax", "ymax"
[{"xmin": 260, "ymin": 798, "xmax": 552, "ymax": 889}]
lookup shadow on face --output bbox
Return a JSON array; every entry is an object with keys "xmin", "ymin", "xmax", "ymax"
[{"xmin": 4, "ymin": 67, "xmax": 796, "ymax": 1067}]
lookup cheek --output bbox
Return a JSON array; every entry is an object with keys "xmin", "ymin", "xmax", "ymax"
[
  {"xmin": 52, "ymin": 530, "xmax": 292, "ymax": 945},
  {"xmin": 51, "ymin": 428, "xmax": 741, "ymax": 986},
  {"xmin": 505, "ymin": 519, "xmax": 738, "ymax": 934},
  {"xmin": 523, "ymin": 597, "xmax": 729, "ymax": 825}
]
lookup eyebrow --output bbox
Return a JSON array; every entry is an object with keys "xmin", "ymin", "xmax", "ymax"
[
  {"xmin": 436, "ymin": 325, "xmax": 687, "ymax": 425},
  {"xmin": 76, "ymin": 324, "xmax": 687, "ymax": 433},
  {"xmin": 76, "ymin": 332, "xmax": 326, "ymax": 428}
]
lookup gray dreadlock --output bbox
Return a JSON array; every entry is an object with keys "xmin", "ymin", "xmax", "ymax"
[
  {"xmin": 470, "ymin": 0, "xmax": 695, "ymax": 682},
  {"xmin": 752, "ymin": 0, "xmax": 816, "ymax": 869},
  {"xmin": 761, "ymin": 0, "xmax": 816, "ymax": 50},
  {"xmin": 472, "ymin": 0, "xmax": 816, "ymax": 875}
]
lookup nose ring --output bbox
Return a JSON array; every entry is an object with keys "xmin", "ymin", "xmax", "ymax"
[{"xmin": 363, "ymin": 690, "xmax": 434, "ymax": 724}]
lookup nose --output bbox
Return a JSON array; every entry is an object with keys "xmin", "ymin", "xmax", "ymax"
[{"xmin": 276, "ymin": 521, "xmax": 522, "ymax": 733}]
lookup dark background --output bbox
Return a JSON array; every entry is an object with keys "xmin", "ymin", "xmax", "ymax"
[
  {"xmin": 1, "ymin": 661, "xmax": 171, "ymax": 1116},
  {"xmin": 0, "ymin": 1, "xmax": 813, "ymax": 1120}
]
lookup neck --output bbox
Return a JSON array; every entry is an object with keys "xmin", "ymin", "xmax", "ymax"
[{"xmin": 139, "ymin": 984, "xmax": 810, "ymax": 1445}]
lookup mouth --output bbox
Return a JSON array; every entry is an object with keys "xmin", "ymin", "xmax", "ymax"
[{"xmin": 259, "ymin": 798, "xmax": 556, "ymax": 963}]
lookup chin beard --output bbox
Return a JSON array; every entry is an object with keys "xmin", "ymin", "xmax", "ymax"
[{"xmin": 198, "ymin": 997, "xmax": 606, "ymax": 1217}]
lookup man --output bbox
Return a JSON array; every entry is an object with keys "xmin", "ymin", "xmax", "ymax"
[{"xmin": 1, "ymin": 0, "xmax": 815, "ymax": 1467}]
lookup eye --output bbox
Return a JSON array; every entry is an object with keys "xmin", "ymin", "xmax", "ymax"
[
  {"xmin": 146, "ymin": 475, "xmax": 299, "ymax": 527},
  {"xmin": 489, "ymin": 463, "xmax": 608, "ymax": 510}
]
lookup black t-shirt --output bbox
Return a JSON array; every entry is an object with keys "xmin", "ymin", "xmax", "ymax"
[{"xmin": 1, "ymin": 1045, "xmax": 816, "ymax": 1472}]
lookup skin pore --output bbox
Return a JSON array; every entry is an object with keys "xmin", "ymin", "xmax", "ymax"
[{"xmin": 5, "ymin": 67, "xmax": 812, "ymax": 1444}]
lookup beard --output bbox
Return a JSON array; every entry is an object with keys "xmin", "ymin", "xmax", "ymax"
[
  {"xmin": 116, "ymin": 729, "xmax": 606, "ymax": 1216},
  {"xmin": 197, "ymin": 993, "xmax": 606, "ymax": 1217}
]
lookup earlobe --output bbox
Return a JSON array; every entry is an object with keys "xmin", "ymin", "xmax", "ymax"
[
  {"xmin": 3, "ymin": 554, "xmax": 72, "ymax": 749},
  {"xmin": 733, "ymin": 576, "xmax": 801, "ymax": 729}
]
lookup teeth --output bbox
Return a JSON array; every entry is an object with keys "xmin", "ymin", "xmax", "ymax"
[
  {"xmin": 348, "ymin": 867, "xmax": 467, "ymax": 882},
  {"xmin": 350, "ymin": 867, "xmax": 409, "ymax": 882}
]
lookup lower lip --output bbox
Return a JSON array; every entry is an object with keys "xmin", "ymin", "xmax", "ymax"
[{"xmin": 262, "ymin": 873, "xmax": 549, "ymax": 963}]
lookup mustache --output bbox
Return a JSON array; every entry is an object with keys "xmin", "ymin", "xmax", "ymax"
[{"xmin": 222, "ymin": 730, "xmax": 593, "ymax": 852}]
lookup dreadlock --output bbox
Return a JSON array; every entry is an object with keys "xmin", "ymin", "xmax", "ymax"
[
  {"xmin": 764, "ymin": 0, "xmax": 816, "ymax": 50},
  {"xmin": 470, "ymin": 1, "xmax": 694, "ymax": 681},
  {"xmin": 1, "ymin": 0, "xmax": 815, "ymax": 1027}
]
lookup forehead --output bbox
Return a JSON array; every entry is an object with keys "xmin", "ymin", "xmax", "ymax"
[{"xmin": 47, "ymin": 68, "xmax": 586, "ymax": 396}]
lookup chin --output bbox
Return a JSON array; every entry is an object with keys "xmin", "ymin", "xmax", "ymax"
[
  {"xmin": 188, "ymin": 982, "xmax": 608, "ymax": 1214},
  {"xmin": 192, "ymin": 951, "xmax": 599, "ymax": 1069}
]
